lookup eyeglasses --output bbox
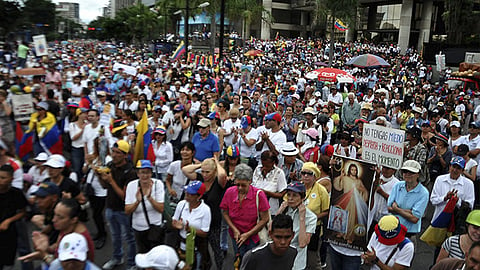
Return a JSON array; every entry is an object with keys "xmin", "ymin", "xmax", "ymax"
[
  {"xmin": 301, "ymin": 171, "xmax": 314, "ymax": 176},
  {"xmin": 201, "ymin": 104, "xmax": 207, "ymax": 106}
]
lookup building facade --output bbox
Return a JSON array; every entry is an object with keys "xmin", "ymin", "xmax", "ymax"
[{"xmin": 56, "ymin": 2, "xmax": 80, "ymax": 23}]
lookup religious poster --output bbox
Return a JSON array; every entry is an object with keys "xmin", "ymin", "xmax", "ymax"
[
  {"xmin": 32, "ymin": 35, "xmax": 48, "ymax": 56},
  {"xmin": 326, "ymin": 155, "xmax": 375, "ymax": 251}
]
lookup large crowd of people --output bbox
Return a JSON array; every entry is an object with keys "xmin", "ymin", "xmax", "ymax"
[{"xmin": 0, "ymin": 36, "xmax": 478, "ymax": 270}]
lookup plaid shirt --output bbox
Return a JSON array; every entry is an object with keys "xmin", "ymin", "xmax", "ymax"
[{"xmin": 404, "ymin": 142, "xmax": 428, "ymax": 183}]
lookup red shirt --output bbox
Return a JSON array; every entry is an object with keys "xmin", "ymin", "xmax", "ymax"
[{"xmin": 220, "ymin": 185, "xmax": 269, "ymax": 243}]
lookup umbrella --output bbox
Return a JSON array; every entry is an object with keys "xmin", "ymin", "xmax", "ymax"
[
  {"xmin": 420, "ymin": 196, "xmax": 458, "ymax": 247},
  {"xmin": 244, "ymin": 49, "xmax": 264, "ymax": 57},
  {"xmin": 314, "ymin": 61, "xmax": 328, "ymax": 67},
  {"xmin": 346, "ymin": 54, "xmax": 391, "ymax": 68},
  {"xmin": 305, "ymin": 68, "xmax": 355, "ymax": 83},
  {"xmin": 15, "ymin": 68, "xmax": 46, "ymax": 76}
]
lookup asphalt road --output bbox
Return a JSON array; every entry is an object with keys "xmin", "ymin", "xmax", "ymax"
[{"xmin": 14, "ymin": 201, "xmax": 437, "ymax": 270}]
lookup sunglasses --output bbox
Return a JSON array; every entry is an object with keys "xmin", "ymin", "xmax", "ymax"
[{"xmin": 301, "ymin": 171, "xmax": 314, "ymax": 176}]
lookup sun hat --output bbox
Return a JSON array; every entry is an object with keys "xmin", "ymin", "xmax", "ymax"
[
  {"xmin": 361, "ymin": 103, "xmax": 373, "ymax": 111},
  {"xmin": 280, "ymin": 142, "xmax": 299, "ymax": 156},
  {"xmin": 197, "ymin": 118, "xmax": 211, "ymax": 128},
  {"xmin": 435, "ymin": 132, "xmax": 449, "ymax": 145},
  {"xmin": 302, "ymin": 128, "xmax": 318, "ymax": 139},
  {"xmin": 375, "ymin": 215, "xmax": 407, "ymax": 245},
  {"xmin": 184, "ymin": 180, "xmax": 206, "ymax": 196},
  {"xmin": 135, "ymin": 245, "xmax": 180, "ymax": 270},
  {"xmin": 401, "ymin": 160, "xmax": 421, "ymax": 173},
  {"xmin": 58, "ymin": 233, "xmax": 89, "ymax": 262},
  {"xmin": 303, "ymin": 107, "xmax": 317, "ymax": 115}
]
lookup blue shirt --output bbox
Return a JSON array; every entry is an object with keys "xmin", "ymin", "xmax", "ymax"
[
  {"xmin": 387, "ymin": 181, "xmax": 429, "ymax": 233},
  {"xmin": 192, "ymin": 131, "xmax": 220, "ymax": 161}
]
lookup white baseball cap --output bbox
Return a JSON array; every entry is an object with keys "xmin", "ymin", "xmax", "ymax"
[
  {"xmin": 34, "ymin": 152, "xmax": 49, "ymax": 162},
  {"xmin": 58, "ymin": 233, "xmax": 88, "ymax": 262},
  {"xmin": 43, "ymin": 154, "xmax": 66, "ymax": 168},
  {"xmin": 135, "ymin": 245, "xmax": 179, "ymax": 270}
]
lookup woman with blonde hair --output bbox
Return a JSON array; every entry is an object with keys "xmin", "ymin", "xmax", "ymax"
[{"xmin": 182, "ymin": 158, "xmax": 227, "ymax": 270}]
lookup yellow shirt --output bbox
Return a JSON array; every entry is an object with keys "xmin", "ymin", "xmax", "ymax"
[{"xmin": 400, "ymin": 112, "xmax": 413, "ymax": 130}]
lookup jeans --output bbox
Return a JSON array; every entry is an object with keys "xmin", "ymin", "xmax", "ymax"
[
  {"xmin": 70, "ymin": 147, "xmax": 84, "ymax": 180},
  {"xmin": 16, "ymin": 220, "xmax": 33, "ymax": 270},
  {"xmin": 220, "ymin": 219, "xmax": 229, "ymax": 251},
  {"xmin": 89, "ymin": 196, "xmax": 106, "ymax": 238},
  {"xmin": 105, "ymin": 208, "xmax": 137, "ymax": 267},
  {"xmin": 329, "ymin": 246, "xmax": 361, "ymax": 270}
]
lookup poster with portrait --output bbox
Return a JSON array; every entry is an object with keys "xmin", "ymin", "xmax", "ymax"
[{"xmin": 326, "ymin": 155, "xmax": 375, "ymax": 251}]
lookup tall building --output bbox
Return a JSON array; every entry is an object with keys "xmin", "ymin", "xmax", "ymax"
[
  {"xmin": 56, "ymin": 2, "xmax": 80, "ymax": 23},
  {"xmin": 251, "ymin": 0, "xmax": 449, "ymax": 53},
  {"xmin": 110, "ymin": 0, "xmax": 136, "ymax": 18}
]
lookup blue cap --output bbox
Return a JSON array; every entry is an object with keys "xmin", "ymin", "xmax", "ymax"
[
  {"xmin": 451, "ymin": 156, "xmax": 466, "ymax": 169},
  {"xmin": 136, "ymin": 160, "xmax": 153, "ymax": 169},
  {"xmin": 184, "ymin": 181, "xmax": 206, "ymax": 195},
  {"xmin": 33, "ymin": 182, "xmax": 60, "ymax": 197},
  {"xmin": 285, "ymin": 181, "xmax": 306, "ymax": 194}
]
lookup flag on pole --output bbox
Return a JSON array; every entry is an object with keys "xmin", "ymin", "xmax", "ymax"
[
  {"xmin": 16, "ymin": 122, "xmax": 33, "ymax": 162},
  {"xmin": 133, "ymin": 111, "xmax": 155, "ymax": 164},
  {"xmin": 171, "ymin": 41, "xmax": 186, "ymax": 60},
  {"xmin": 334, "ymin": 19, "xmax": 348, "ymax": 31}
]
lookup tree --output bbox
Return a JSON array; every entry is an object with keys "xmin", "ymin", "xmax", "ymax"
[
  {"xmin": 225, "ymin": 0, "xmax": 272, "ymax": 39},
  {"xmin": 443, "ymin": 0, "xmax": 480, "ymax": 45},
  {"xmin": 315, "ymin": 0, "xmax": 357, "ymax": 66},
  {"xmin": 0, "ymin": 1, "xmax": 22, "ymax": 37},
  {"xmin": 21, "ymin": 0, "xmax": 56, "ymax": 36}
]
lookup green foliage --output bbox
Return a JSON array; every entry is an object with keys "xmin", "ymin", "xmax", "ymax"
[
  {"xmin": 443, "ymin": 0, "xmax": 480, "ymax": 45},
  {"xmin": 0, "ymin": 1, "xmax": 22, "ymax": 36}
]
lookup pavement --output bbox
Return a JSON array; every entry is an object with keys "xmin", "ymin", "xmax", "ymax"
[{"xmin": 14, "ymin": 198, "xmax": 437, "ymax": 270}]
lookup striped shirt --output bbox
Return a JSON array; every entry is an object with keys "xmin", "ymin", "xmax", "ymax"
[{"xmin": 442, "ymin": 235, "xmax": 464, "ymax": 259}]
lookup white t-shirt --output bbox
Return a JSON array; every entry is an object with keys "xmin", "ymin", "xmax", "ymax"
[
  {"xmin": 167, "ymin": 161, "xmax": 190, "ymax": 201},
  {"xmin": 367, "ymin": 235, "xmax": 414, "ymax": 269},
  {"xmin": 465, "ymin": 158, "xmax": 478, "ymax": 178},
  {"xmin": 82, "ymin": 124, "xmax": 101, "ymax": 154},
  {"xmin": 252, "ymin": 166, "xmax": 287, "ymax": 215},
  {"xmin": 173, "ymin": 200, "xmax": 211, "ymax": 250},
  {"xmin": 222, "ymin": 118, "xmax": 242, "ymax": 147},
  {"xmin": 455, "ymin": 104, "xmax": 465, "ymax": 121},
  {"xmin": 328, "ymin": 93, "xmax": 343, "ymax": 107},
  {"xmin": 239, "ymin": 128, "xmax": 258, "ymax": 159},
  {"xmin": 125, "ymin": 179, "xmax": 165, "ymax": 231},
  {"xmin": 69, "ymin": 122, "xmax": 85, "ymax": 148},
  {"xmin": 118, "ymin": 100, "xmax": 138, "ymax": 111},
  {"xmin": 153, "ymin": 141, "xmax": 174, "ymax": 173},
  {"xmin": 370, "ymin": 175, "xmax": 400, "ymax": 222},
  {"xmin": 256, "ymin": 128, "xmax": 287, "ymax": 155}
]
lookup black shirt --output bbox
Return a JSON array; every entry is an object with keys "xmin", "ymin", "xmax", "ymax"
[
  {"xmin": 197, "ymin": 175, "xmax": 226, "ymax": 229},
  {"xmin": 240, "ymin": 243, "xmax": 297, "ymax": 270},
  {"xmin": 44, "ymin": 178, "xmax": 80, "ymax": 198},
  {"xmin": 0, "ymin": 187, "xmax": 27, "ymax": 264},
  {"xmin": 106, "ymin": 161, "xmax": 137, "ymax": 211}
]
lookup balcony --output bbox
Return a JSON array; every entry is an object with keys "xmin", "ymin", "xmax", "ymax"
[{"xmin": 290, "ymin": 0, "xmax": 316, "ymax": 10}]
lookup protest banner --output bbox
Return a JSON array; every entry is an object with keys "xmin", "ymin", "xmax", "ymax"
[
  {"xmin": 32, "ymin": 35, "xmax": 48, "ymax": 56},
  {"xmin": 326, "ymin": 156, "xmax": 375, "ymax": 251},
  {"xmin": 112, "ymin": 63, "xmax": 137, "ymax": 76},
  {"xmin": 362, "ymin": 123, "xmax": 405, "ymax": 170},
  {"xmin": 11, "ymin": 94, "xmax": 34, "ymax": 121}
]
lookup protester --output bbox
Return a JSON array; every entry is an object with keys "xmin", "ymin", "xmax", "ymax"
[{"xmin": 240, "ymin": 214, "xmax": 297, "ymax": 270}]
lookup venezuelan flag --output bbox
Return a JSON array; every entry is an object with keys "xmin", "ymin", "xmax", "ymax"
[
  {"xmin": 187, "ymin": 52, "xmax": 194, "ymax": 63},
  {"xmin": 25, "ymin": 112, "xmax": 62, "ymax": 156},
  {"xmin": 16, "ymin": 122, "xmax": 33, "ymax": 162},
  {"xmin": 171, "ymin": 41, "xmax": 186, "ymax": 60},
  {"xmin": 334, "ymin": 19, "xmax": 348, "ymax": 31},
  {"xmin": 208, "ymin": 55, "xmax": 213, "ymax": 66},
  {"xmin": 194, "ymin": 55, "xmax": 201, "ymax": 67},
  {"xmin": 200, "ymin": 56, "xmax": 206, "ymax": 66},
  {"xmin": 420, "ymin": 196, "xmax": 458, "ymax": 247},
  {"xmin": 133, "ymin": 110, "xmax": 155, "ymax": 164}
]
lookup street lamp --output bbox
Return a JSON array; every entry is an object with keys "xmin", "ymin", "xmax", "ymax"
[{"xmin": 175, "ymin": 1, "xmax": 210, "ymax": 59}]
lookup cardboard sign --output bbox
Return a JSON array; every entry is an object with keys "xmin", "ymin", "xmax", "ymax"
[
  {"xmin": 112, "ymin": 63, "xmax": 137, "ymax": 76},
  {"xmin": 32, "ymin": 35, "xmax": 48, "ymax": 56},
  {"xmin": 11, "ymin": 94, "xmax": 34, "ymax": 121},
  {"xmin": 362, "ymin": 124, "xmax": 405, "ymax": 170}
]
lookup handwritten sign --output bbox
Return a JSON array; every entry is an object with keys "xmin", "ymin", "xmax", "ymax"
[
  {"xmin": 11, "ymin": 94, "xmax": 34, "ymax": 121},
  {"xmin": 112, "ymin": 63, "xmax": 137, "ymax": 76},
  {"xmin": 362, "ymin": 124, "xmax": 405, "ymax": 169}
]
